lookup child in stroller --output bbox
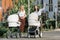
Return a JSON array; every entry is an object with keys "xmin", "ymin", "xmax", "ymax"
[{"xmin": 7, "ymin": 14, "xmax": 21, "ymax": 38}]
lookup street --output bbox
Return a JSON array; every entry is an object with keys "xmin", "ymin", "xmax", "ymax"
[{"xmin": 0, "ymin": 30, "xmax": 60, "ymax": 40}]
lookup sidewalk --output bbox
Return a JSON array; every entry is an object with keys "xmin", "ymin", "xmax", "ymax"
[
  {"xmin": 43, "ymin": 29, "xmax": 60, "ymax": 32},
  {"xmin": 54, "ymin": 29, "xmax": 60, "ymax": 31}
]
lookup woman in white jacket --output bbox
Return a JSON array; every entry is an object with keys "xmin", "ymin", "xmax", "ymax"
[
  {"xmin": 29, "ymin": 3, "xmax": 46, "ymax": 27},
  {"xmin": 28, "ymin": 3, "xmax": 46, "ymax": 37}
]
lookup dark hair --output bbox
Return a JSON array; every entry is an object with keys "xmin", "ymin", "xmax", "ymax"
[{"xmin": 34, "ymin": 5, "xmax": 39, "ymax": 11}]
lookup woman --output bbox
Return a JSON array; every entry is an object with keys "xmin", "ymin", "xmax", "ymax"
[
  {"xmin": 29, "ymin": 3, "xmax": 46, "ymax": 37},
  {"xmin": 18, "ymin": 5, "xmax": 26, "ymax": 33},
  {"xmin": 34, "ymin": 3, "xmax": 45, "ymax": 16},
  {"xmin": 34, "ymin": 5, "xmax": 39, "ymax": 12},
  {"xmin": 34, "ymin": 3, "xmax": 46, "ymax": 37}
]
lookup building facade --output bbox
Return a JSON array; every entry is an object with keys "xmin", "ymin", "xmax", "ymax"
[
  {"xmin": 41, "ymin": 0, "xmax": 59, "ymax": 19},
  {"xmin": 0, "ymin": 0, "xmax": 60, "ymax": 21}
]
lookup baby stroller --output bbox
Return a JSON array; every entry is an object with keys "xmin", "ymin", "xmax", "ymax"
[
  {"xmin": 27, "ymin": 12, "xmax": 42, "ymax": 38},
  {"xmin": 6, "ymin": 14, "xmax": 21, "ymax": 38}
]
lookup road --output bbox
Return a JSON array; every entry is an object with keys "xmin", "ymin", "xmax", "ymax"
[{"xmin": 0, "ymin": 31, "xmax": 60, "ymax": 40}]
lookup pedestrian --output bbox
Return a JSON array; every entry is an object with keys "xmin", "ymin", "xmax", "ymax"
[
  {"xmin": 18, "ymin": 5, "xmax": 26, "ymax": 35},
  {"xmin": 29, "ymin": 3, "xmax": 46, "ymax": 37},
  {"xmin": 34, "ymin": 3, "xmax": 46, "ymax": 16},
  {"xmin": 36, "ymin": 3, "xmax": 46, "ymax": 37}
]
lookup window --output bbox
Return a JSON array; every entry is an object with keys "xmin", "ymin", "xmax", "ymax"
[
  {"xmin": 58, "ymin": 0, "xmax": 60, "ymax": 10},
  {"xmin": 49, "ymin": 0, "xmax": 53, "ymax": 11}
]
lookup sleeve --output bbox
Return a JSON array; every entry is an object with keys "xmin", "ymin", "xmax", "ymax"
[
  {"xmin": 39, "ymin": 4, "xmax": 45, "ymax": 11},
  {"xmin": 38, "ymin": 3, "xmax": 46, "ymax": 16},
  {"xmin": 24, "ymin": 10, "xmax": 26, "ymax": 15},
  {"xmin": 38, "ymin": 8, "xmax": 45, "ymax": 16},
  {"xmin": 24, "ymin": 10, "xmax": 27, "ymax": 17},
  {"xmin": 38, "ymin": 10, "xmax": 41, "ymax": 16}
]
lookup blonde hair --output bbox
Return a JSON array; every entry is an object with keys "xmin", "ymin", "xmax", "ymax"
[{"xmin": 19, "ymin": 5, "xmax": 25, "ymax": 11}]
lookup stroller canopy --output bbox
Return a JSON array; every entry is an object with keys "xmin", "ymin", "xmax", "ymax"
[
  {"xmin": 7, "ymin": 14, "xmax": 19, "ymax": 22},
  {"xmin": 7, "ymin": 14, "xmax": 20, "ymax": 27}
]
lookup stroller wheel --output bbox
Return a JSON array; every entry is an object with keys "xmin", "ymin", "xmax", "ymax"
[
  {"xmin": 14, "ymin": 32, "xmax": 21, "ymax": 38},
  {"xmin": 34, "ymin": 33, "xmax": 36, "ymax": 38},
  {"xmin": 6, "ymin": 30, "xmax": 11, "ymax": 38},
  {"xmin": 27, "ymin": 33, "xmax": 30, "ymax": 38},
  {"xmin": 19, "ymin": 33, "xmax": 21, "ymax": 38},
  {"xmin": 34, "ymin": 35, "xmax": 36, "ymax": 38},
  {"xmin": 15, "ymin": 32, "xmax": 18, "ymax": 38},
  {"xmin": 10, "ymin": 35, "xmax": 13, "ymax": 38},
  {"xmin": 27, "ymin": 35, "xmax": 30, "ymax": 38},
  {"xmin": 39, "ymin": 32, "xmax": 42, "ymax": 38},
  {"xmin": 6, "ymin": 34, "xmax": 10, "ymax": 38},
  {"xmin": 27, "ymin": 34, "xmax": 29, "ymax": 38}
]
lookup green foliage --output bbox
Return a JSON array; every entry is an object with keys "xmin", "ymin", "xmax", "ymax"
[
  {"xmin": 10, "ymin": 4, "xmax": 18, "ymax": 15},
  {"xmin": 0, "ymin": 26, "xmax": 8, "ymax": 36},
  {"xmin": 10, "ymin": 0, "xmax": 42, "ymax": 15},
  {"xmin": 10, "ymin": 0, "xmax": 28, "ymax": 15},
  {"xmin": 45, "ymin": 19, "xmax": 55, "ymax": 29},
  {"xmin": 58, "ymin": 22, "xmax": 60, "ymax": 28},
  {"xmin": 0, "ymin": 22, "xmax": 8, "ymax": 37}
]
